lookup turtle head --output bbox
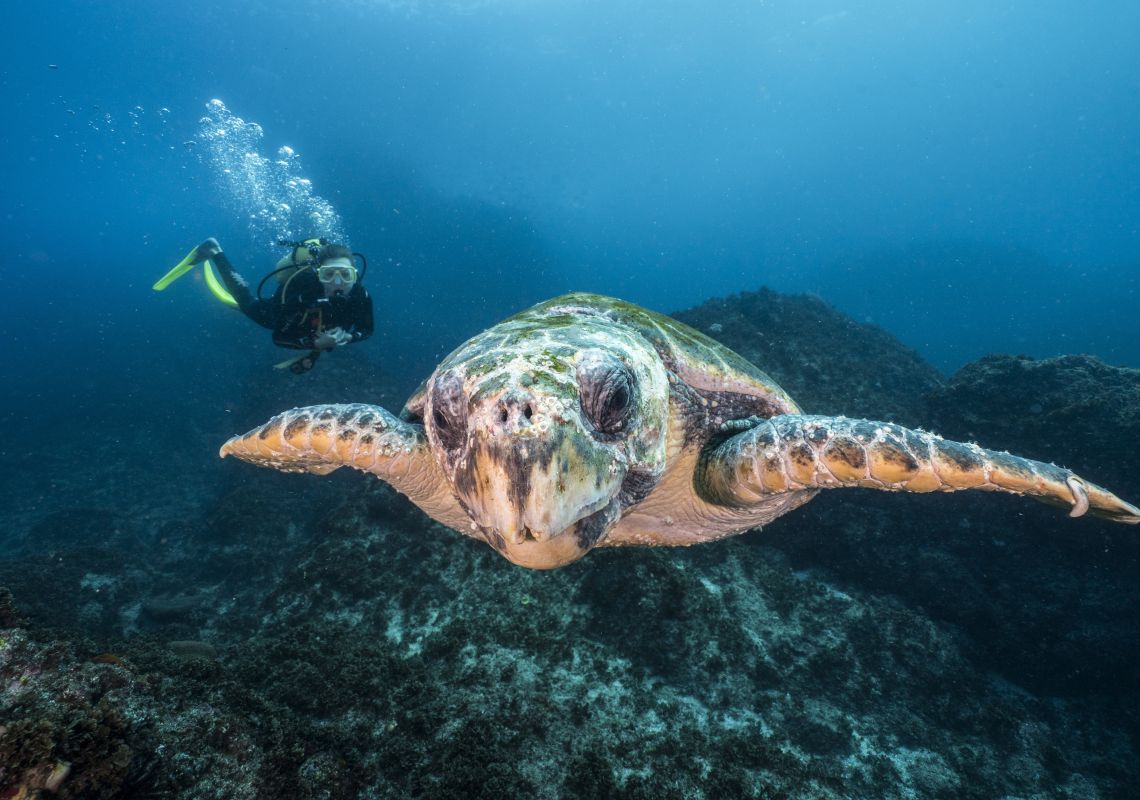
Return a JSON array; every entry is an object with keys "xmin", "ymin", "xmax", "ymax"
[{"xmin": 423, "ymin": 317, "xmax": 669, "ymax": 568}]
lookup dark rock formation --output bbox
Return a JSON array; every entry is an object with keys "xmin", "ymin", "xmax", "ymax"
[
  {"xmin": 672, "ymin": 288, "xmax": 945, "ymax": 425},
  {"xmin": 927, "ymin": 354, "xmax": 1140, "ymax": 501}
]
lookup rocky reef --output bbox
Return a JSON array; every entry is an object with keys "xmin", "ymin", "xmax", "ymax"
[
  {"xmin": 2, "ymin": 289, "xmax": 1137, "ymax": 798},
  {"xmin": 672, "ymin": 288, "xmax": 945, "ymax": 426}
]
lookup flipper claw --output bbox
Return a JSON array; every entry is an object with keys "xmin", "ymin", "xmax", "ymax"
[{"xmin": 1065, "ymin": 476, "xmax": 1090, "ymax": 518}]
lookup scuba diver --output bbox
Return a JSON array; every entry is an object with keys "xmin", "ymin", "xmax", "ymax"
[{"xmin": 154, "ymin": 237, "xmax": 374, "ymax": 374}]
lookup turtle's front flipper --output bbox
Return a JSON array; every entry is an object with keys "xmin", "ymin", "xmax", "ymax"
[
  {"xmin": 700, "ymin": 414, "xmax": 1140, "ymax": 523},
  {"xmin": 220, "ymin": 404, "xmax": 468, "ymax": 529}
]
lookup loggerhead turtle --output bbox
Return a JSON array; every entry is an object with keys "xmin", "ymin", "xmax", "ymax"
[{"xmin": 220, "ymin": 293, "xmax": 1139, "ymax": 569}]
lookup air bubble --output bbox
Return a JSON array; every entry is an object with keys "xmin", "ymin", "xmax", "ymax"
[{"xmin": 196, "ymin": 99, "xmax": 347, "ymax": 249}]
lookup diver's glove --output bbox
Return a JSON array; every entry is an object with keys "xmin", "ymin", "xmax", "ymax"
[
  {"xmin": 193, "ymin": 237, "xmax": 222, "ymax": 263},
  {"xmin": 314, "ymin": 327, "xmax": 352, "ymax": 350}
]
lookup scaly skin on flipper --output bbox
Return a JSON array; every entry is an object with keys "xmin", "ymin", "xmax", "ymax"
[
  {"xmin": 699, "ymin": 415, "xmax": 1140, "ymax": 523},
  {"xmin": 219, "ymin": 403, "xmax": 469, "ymax": 532}
]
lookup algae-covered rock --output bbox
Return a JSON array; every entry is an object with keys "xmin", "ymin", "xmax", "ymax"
[{"xmin": 0, "ymin": 629, "xmax": 133, "ymax": 799}]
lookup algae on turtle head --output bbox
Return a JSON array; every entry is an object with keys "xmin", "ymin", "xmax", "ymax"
[{"xmin": 220, "ymin": 293, "xmax": 1140, "ymax": 570}]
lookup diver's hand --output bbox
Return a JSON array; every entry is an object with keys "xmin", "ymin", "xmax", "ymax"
[
  {"xmin": 193, "ymin": 237, "xmax": 222, "ymax": 263},
  {"xmin": 312, "ymin": 328, "xmax": 346, "ymax": 350},
  {"xmin": 314, "ymin": 327, "xmax": 351, "ymax": 350}
]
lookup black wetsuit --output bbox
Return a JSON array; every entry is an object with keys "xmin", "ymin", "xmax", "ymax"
[{"xmin": 212, "ymin": 252, "xmax": 373, "ymax": 351}]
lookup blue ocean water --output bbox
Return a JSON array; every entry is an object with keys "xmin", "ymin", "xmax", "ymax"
[
  {"xmin": 1, "ymin": 2, "xmax": 1139, "ymax": 795},
  {"xmin": 4, "ymin": 1, "xmax": 1138, "ymax": 398}
]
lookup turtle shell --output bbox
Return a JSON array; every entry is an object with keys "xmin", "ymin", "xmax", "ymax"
[
  {"xmin": 536, "ymin": 293, "xmax": 800, "ymax": 412},
  {"xmin": 402, "ymin": 292, "xmax": 800, "ymax": 424}
]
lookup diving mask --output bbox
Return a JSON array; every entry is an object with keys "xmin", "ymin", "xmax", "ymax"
[{"xmin": 317, "ymin": 258, "xmax": 357, "ymax": 286}]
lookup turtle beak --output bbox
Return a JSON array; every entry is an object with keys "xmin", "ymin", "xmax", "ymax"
[
  {"xmin": 479, "ymin": 496, "xmax": 622, "ymax": 569},
  {"xmin": 459, "ymin": 388, "xmax": 626, "ymax": 568}
]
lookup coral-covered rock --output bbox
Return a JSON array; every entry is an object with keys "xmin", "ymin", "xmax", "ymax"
[{"xmin": 0, "ymin": 630, "xmax": 133, "ymax": 799}]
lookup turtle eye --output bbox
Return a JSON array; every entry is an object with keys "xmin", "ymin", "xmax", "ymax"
[
  {"xmin": 430, "ymin": 374, "xmax": 468, "ymax": 451},
  {"xmin": 579, "ymin": 359, "xmax": 637, "ymax": 437}
]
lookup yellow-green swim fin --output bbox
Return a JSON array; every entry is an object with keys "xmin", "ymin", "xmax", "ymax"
[
  {"xmin": 153, "ymin": 245, "xmax": 204, "ymax": 291},
  {"xmin": 203, "ymin": 260, "xmax": 239, "ymax": 308}
]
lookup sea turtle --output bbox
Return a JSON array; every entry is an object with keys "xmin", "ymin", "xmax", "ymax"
[{"xmin": 220, "ymin": 293, "xmax": 1139, "ymax": 569}]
